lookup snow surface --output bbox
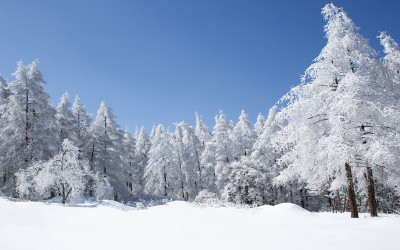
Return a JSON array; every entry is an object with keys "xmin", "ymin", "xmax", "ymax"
[{"xmin": 1, "ymin": 197, "xmax": 399, "ymax": 250}]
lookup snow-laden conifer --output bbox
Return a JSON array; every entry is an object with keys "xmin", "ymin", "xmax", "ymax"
[
  {"xmin": 213, "ymin": 111, "xmax": 234, "ymax": 195},
  {"xmin": 134, "ymin": 127, "xmax": 151, "ymax": 194},
  {"xmin": 0, "ymin": 61, "xmax": 58, "ymax": 196},
  {"xmin": 173, "ymin": 122, "xmax": 201, "ymax": 200},
  {"xmin": 89, "ymin": 102, "xmax": 130, "ymax": 200},
  {"xmin": 56, "ymin": 92, "xmax": 75, "ymax": 142},
  {"xmin": 254, "ymin": 113, "xmax": 266, "ymax": 137},
  {"xmin": 231, "ymin": 110, "xmax": 256, "ymax": 160},
  {"xmin": 144, "ymin": 124, "xmax": 180, "ymax": 197}
]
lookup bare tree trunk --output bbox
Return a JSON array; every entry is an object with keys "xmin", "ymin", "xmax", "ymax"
[
  {"xmin": 345, "ymin": 163, "xmax": 358, "ymax": 218},
  {"xmin": 366, "ymin": 167, "xmax": 378, "ymax": 217}
]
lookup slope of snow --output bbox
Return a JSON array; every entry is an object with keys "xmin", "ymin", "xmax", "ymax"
[{"xmin": 1, "ymin": 197, "xmax": 399, "ymax": 250}]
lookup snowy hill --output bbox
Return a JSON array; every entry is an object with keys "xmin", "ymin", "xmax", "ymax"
[{"xmin": 1, "ymin": 198, "xmax": 399, "ymax": 250}]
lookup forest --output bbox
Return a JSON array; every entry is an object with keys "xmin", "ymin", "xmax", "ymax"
[{"xmin": 0, "ymin": 4, "xmax": 399, "ymax": 218}]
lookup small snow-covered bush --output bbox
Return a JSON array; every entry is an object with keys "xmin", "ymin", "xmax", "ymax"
[
  {"xmin": 194, "ymin": 190, "xmax": 220, "ymax": 206},
  {"xmin": 16, "ymin": 139, "xmax": 112, "ymax": 204}
]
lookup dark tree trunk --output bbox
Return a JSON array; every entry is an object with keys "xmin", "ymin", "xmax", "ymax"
[
  {"xmin": 163, "ymin": 167, "xmax": 167, "ymax": 196},
  {"xmin": 345, "ymin": 163, "xmax": 358, "ymax": 218},
  {"xmin": 366, "ymin": 167, "xmax": 378, "ymax": 217},
  {"xmin": 62, "ymin": 183, "xmax": 66, "ymax": 204},
  {"xmin": 300, "ymin": 189, "xmax": 305, "ymax": 208},
  {"xmin": 25, "ymin": 88, "xmax": 30, "ymax": 163}
]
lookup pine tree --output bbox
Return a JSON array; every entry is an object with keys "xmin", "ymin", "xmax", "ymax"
[
  {"xmin": 173, "ymin": 122, "xmax": 201, "ymax": 200},
  {"xmin": 71, "ymin": 95, "xmax": 92, "ymax": 158},
  {"xmin": 144, "ymin": 124, "xmax": 180, "ymax": 197},
  {"xmin": 254, "ymin": 113, "xmax": 266, "ymax": 137},
  {"xmin": 0, "ymin": 61, "xmax": 58, "ymax": 196},
  {"xmin": 213, "ymin": 111, "xmax": 234, "ymax": 195},
  {"xmin": 122, "ymin": 128, "xmax": 137, "ymax": 195},
  {"xmin": 89, "ymin": 102, "xmax": 129, "ymax": 201},
  {"xmin": 273, "ymin": 4, "xmax": 399, "ymax": 217},
  {"xmin": 134, "ymin": 127, "xmax": 151, "ymax": 195},
  {"xmin": 379, "ymin": 32, "xmax": 400, "ymax": 84},
  {"xmin": 231, "ymin": 110, "xmax": 256, "ymax": 160},
  {"xmin": 56, "ymin": 92, "xmax": 75, "ymax": 142}
]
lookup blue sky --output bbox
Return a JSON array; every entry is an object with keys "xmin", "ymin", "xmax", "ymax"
[{"xmin": 0, "ymin": 0, "xmax": 399, "ymax": 132}]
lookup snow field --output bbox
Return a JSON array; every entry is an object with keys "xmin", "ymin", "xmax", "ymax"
[{"xmin": 0, "ymin": 198, "xmax": 399, "ymax": 250}]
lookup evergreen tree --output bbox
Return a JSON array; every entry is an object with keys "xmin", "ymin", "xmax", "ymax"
[
  {"xmin": 56, "ymin": 92, "xmax": 75, "ymax": 142},
  {"xmin": 71, "ymin": 95, "xmax": 92, "ymax": 158},
  {"xmin": 254, "ymin": 113, "xmax": 266, "ymax": 137},
  {"xmin": 134, "ymin": 127, "xmax": 151, "ymax": 195},
  {"xmin": 122, "ymin": 128, "xmax": 137, "ymax": 195},
  {"xmin": 0, "ymin": 61, "xmax": 58, "ymax": 196},
  {"xmin": 213, "ymin": 111, "xmax": 234, "ymax": 195},
  {"xmin": 173, "ymin": 122, "xmax": 201, "ymax": 200},
  {"xmin": 231, "ymin": 110, "xmax": 256, "ymax": 160},
  {"xmin": 89, "ymin": 102, "xmax": 130, "ymax": 201},
  {"xmin": 144, "ymin": 124, "xmax": 180, "ymax": 197}
]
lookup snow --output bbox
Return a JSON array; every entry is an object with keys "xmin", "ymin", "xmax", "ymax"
[{"xmin": 1, "ymin": 198, "xmax": 399, "ymax": 250}]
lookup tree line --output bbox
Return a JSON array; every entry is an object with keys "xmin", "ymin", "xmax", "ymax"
[{"xmin": 0, "ymin": 4, "xmax": 399, "ymax": 216}]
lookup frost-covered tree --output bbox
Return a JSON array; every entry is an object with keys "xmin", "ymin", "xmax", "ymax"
[
  {"xmin": 56, "ymin": 92, "xmax": 75, "ymax": 142},
  {"xmin": 379, "ymin": 32, "xmax": 400, "ymax": 84},
  {"xmin": 0, "ymin": 61, "xmax": 58, "ymax": 196},
  {"xmin": 250, "ymin": 106, "xmax": 287, "ymax": 205},
  {"xmin": 122, "ymin": 128, "xmax": 137, "ymax": 195},
  {"xmin": 195, "ymin": 112, "xmax": 211, "ymax": 147},
  {"xmin": 231, "ymin": 110, "xmax": 256, "ymax": 160},
  {"xmin": 144, "ymin": 124, "xmax": 180, "ymax": 197},
  {"xmin": 149, "ymin": 125, "xmax": 156, "ymax": 142},
  {"xmin": 16, "ymin": 139, "xmax": 110, "ymax": 204},
  {"xmin": 134, "ymin": 127, "xmax": 151, "ymax": 194},
  {"xmin": 89, "ymin": 102, "xmax": 130, "ymax": 201},
  {"xmin": 194, "ymin": 113, "xmax": 212, "ymax": 191},
  {"xmin": 213, "ymin": 111, "xmax": 234, "ymax": 195},
  {"xmin": 71, "ymin": 95, "xmax": 92, "ymax": 157},
  {"xmin": 173, "ymin": 122, "xmax": 201, "ymax": 200},
  {"xmin": 222, "ymin": 156, "xmax": 264, "ymax": 205},
  {"xmin": 199, "ymin": 140, "xmax": 217, "ymax": 193},
  {"xmin": 0, "ymin": 74, "xmax": 9, "ymax": 108},
  {"xmin": 273, "ymin": 4, "xmax": 400, "ymax": 217},
  {"xmin": 254, "ymin": 113, "xmax": 266, "ymax": 137}
]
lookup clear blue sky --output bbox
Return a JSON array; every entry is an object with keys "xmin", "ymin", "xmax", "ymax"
[{"xmin": 0, "ymin": 0, "xmax": 399, "ymax": 132}]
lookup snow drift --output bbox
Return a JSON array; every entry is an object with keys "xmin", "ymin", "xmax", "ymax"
[{"xmin": 1, "ymin": 198, "xmax": 399, "ymax": 250}]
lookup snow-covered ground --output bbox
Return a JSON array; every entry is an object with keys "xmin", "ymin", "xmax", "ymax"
[{"xmin": 1, "ymin": 197, "xmax": 399, "ymax": 250}]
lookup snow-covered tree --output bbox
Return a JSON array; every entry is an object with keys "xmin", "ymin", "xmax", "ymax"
[
  {"xmin": 134, "ymin": 127, "xmax": 151, "ymax": 194},
  {"xmin": 379, "ymin": 32, "xmax": 400, "ymax": 84},
  {"xmin": 254, "ymin": 113, "xmax": 266, "ymax": 137},
  {"xmin": 250, "ymin": 106, "xmax": 286, "ymax": 205},
  {"xmin": 231, "ymin": 110, "xmax": 256, "ymax": 160},
  {"xmin": 173, "ymin": 122, "xmax": 201, "ymax": 200},
  {"xmin": 89, "ymin": 102, "xmax": 130, "ymax": 201},
  {"xmin": 199, "ymin": 140, "xmax": 217, "ymax": 193},
  {"xmin": 16, "ymin": 139, "xmax": 110, "ymax": 204},
  {"xmin": 273, "ymin": 4, "xmax": 400, "ymax": 217},
  {"xmin": 144, "ymin": 124, "xmax": 180, "ymax": 197},
  {"xmin": 122, "ymin": 128, "xmax": 137, "ymax": 195},
  {"xmin": 222, "ymin": 156, "xmax": 264, "ymax": 205},
  {"xmin": 149, "ymin": 125, "xmax": 156, "ymax": 142},
  {"xmin": 71, "ymin": 95, "xmax": 92, "ymax": 157},
  {"xmin": 56, "ymin": 92, "xmax": 75, "ymax": 142},
  {"xmin": 0, "ymin": 60, "xmax": 58, "ymax": 196},
  {"xmin": 195, "ymin": 112, "xmax": 211, "ymax": 147},
  {"xmin": 213, "ymin": 111, "xmax": 234, "ymax": 195}
]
